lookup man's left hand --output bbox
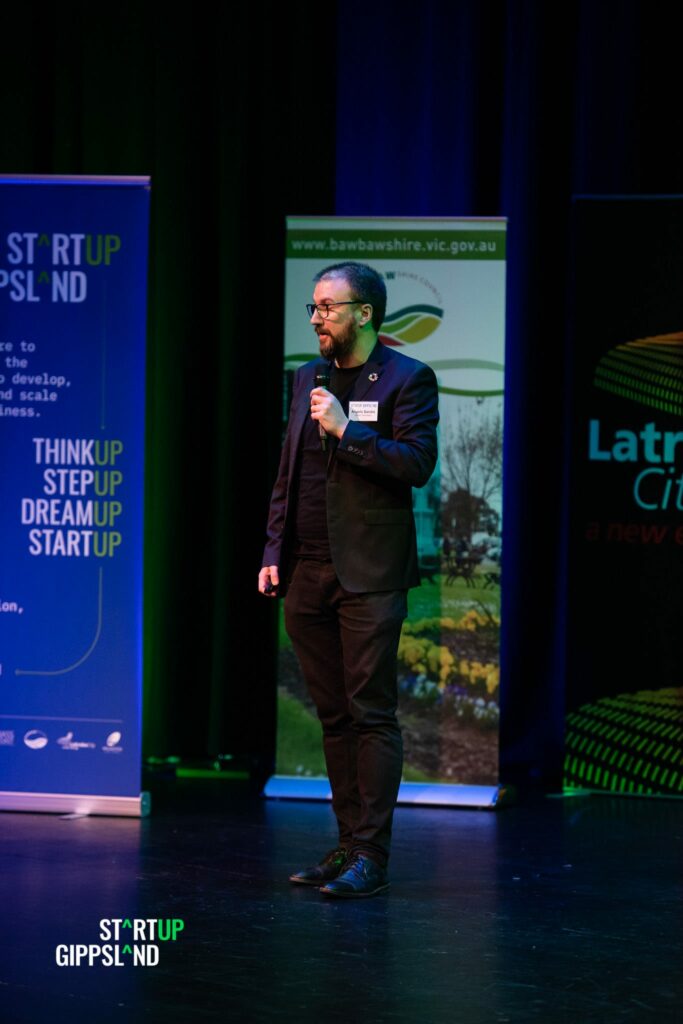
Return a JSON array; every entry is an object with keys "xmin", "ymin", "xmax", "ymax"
[{"xmin": 310, "ymin": 387, "xmax": 348, "ymax": 439}]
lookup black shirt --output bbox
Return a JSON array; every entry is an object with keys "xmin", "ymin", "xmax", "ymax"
[{"xmin": 292, "ymin": 363, "xmax": 364, "ymax": 560}]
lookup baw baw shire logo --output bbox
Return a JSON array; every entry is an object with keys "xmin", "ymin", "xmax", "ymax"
[{"xmin": 56, "ymin": 918, "xmax": 185, "ymax": 968}]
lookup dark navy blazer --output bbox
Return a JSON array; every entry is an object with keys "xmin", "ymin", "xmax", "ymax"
[{"xmin": 263, "ymin": 340, "xmax": 439, "ymax": 593}]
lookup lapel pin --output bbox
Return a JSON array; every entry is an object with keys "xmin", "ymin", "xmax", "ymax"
[{"xmin": 368, "ymin": 372, "xmax": 379, "ymax": 381}]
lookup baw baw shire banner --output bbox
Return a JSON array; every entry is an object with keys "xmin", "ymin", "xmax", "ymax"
[
  {"xmin": 0, "ymin": 176, "xmax": 150, "ymax": 816},
  {"xmin": 565, "ymin": 197, "xmax": 683, "ymax": 798},
  {"xmin": 268, "ymin": 216, "xmax": 506, "ymax": 807}
]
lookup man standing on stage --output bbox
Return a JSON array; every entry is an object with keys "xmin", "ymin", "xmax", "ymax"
[{"xmin": 259, "ymin": 261, "xmax": 439, "ymax": 897}]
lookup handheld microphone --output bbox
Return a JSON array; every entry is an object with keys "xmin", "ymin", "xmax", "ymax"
[{"xmin": 314, "ymin": 365, "xmax": 331, "ymax": 451}]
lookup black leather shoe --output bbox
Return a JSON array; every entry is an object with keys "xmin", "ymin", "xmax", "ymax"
[
  {"xmin": 289, "ymin": 847, "xmax": 349, "ymax": 886},
  {"xmin": 320, "ymin": 853, "xmax": 389, "ymax": 898}
]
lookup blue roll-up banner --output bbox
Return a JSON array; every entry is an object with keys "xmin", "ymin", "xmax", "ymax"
[{"xmin": 0, "ymin": 175, "xmax": 150, "ymax": 817}]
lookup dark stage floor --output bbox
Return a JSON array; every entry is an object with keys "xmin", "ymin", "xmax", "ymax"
[{"xmin": 1, "ymin": 779, "xmax": 681, "ymax": 1023}]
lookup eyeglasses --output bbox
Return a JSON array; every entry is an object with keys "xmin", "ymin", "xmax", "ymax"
[{"xmin": 306, "ymin": 301, "xmax": 363, "ymax": 319}]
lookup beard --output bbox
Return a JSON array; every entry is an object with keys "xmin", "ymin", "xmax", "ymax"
[{"xmin": 317, "ymin": 318, "xmax": 358, "ymax": 362}]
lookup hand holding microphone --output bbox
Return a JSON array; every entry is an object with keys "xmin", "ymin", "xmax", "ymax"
[{"xmin": 310, "ymin": 369, "xmax": 348, "ymax": 447}]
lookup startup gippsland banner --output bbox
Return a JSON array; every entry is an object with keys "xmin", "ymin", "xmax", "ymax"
[
  {"xmin": 0, "ymin": 176, "xmax": 150, "ymax": 816},
  {"xmin": 267, "ymin": 216, "xmax": 507, "ymax": 807}
]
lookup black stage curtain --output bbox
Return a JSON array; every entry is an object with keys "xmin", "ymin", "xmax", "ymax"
[
  {"xmin": 0, "ymin": 3, "xmax": 336, "ymax": 772},
  {"xmin": 336, "ymin": 0, "xmax": 683, "ymax": 788},
  {"xmin": 1, "ymin": 2, "xmax": 681, "ymax": 786}
]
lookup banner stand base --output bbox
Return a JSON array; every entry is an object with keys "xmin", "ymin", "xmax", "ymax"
[
  {"xmin": 0, "ymin": 790, "xmax": 151, "ymax": 818},
  {"xmin": 264, "ymin": 775, "xmax": 507, "ymax": 809}
]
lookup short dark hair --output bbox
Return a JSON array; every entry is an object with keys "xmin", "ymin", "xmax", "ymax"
[{"xmin": 314, "ymin": 261, "xmax": 387, "ymax": 332}]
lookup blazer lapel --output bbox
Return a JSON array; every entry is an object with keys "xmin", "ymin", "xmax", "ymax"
[
  {"xmin": 288, "ymin": 367, "xmax": 317, "ymax": 479},
  {"xmin": 328, "ymin": 342, "xmax": 387, "ymax": 469}
]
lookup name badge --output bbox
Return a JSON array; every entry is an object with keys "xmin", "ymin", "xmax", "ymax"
[{"xmin": 349, "ymin": 401, "xmax": 379, "ymax": 422}]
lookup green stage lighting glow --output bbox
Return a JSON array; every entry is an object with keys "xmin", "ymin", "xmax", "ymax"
[
  {"xmin": 564, "ymin": 688, "xmax": 683, "ymax": 795},
  {"xmin": 594, "ymin": 333, "xmax": 683, "ymax": 414}
]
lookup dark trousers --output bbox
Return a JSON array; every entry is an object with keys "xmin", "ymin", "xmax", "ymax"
[{"xmin": 284, "ymin": 559, "xmax": 407, "ymax": 866}]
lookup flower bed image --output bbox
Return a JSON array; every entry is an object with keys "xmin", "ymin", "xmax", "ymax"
[
  {"xmin": 398, "ymin": 609, "xmax": 500, "ymax": 729},
  {"xmin": 276, "ymin": 601, "xmax": 500, "ymax": 786}
]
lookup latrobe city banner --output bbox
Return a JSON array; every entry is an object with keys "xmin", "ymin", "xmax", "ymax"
[
  {"xmin": 0, "ymin": 176, "xmax": 150, "ymax": 815},
  {"xmin": 565, "ymin": 198, "xmax": 683, "ymax": 798},
  {"xmin": 272, "ymin": 216, "xmax": 506, "ymax": 804}
]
